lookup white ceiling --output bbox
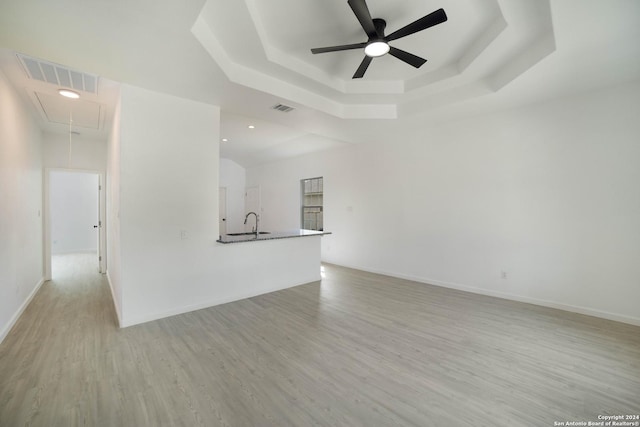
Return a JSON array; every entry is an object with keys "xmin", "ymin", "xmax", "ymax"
[
  {"xmin": 0, "ymin": 0, "xmax": 639, "ymax": 167},
  {"xmin": 220, "ymin": 111, "xmax": 349, "ymax": 166}
]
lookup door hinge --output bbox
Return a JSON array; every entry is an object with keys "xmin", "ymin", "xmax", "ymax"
[
  {"xmin": 99, "ymin": 220, "xmax": 102, "ymax": 227},
  {"xmin": 99, "ymin": 185, "xmax": 102, "ymax": 190},
  {"xmin": 99, "ymin": 256, "xmax": 102, "ymax": 261}
]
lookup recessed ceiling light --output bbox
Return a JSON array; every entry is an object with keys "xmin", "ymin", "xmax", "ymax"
[
  {"xmin": 58, "ymin": 89, "xmax": 80, "ymax": 99},
  {"xmin": 221, "ymin": 138, "xmax": 228, "ymax": 142},
  {"xmin": 248, "ymin": 125, "xmax": 255, "ymax": 129}
]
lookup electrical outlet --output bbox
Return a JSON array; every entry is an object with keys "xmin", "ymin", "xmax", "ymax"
[
  {"xmin": 501, "ymin": 271, "xmax": 507, "ymax": 279},
  {"xmin": 180, "ymin": 230, "xmax": 188, "ymax": 240}
]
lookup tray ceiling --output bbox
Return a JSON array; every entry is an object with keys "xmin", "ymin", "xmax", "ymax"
[{"xmin": 192, "ymin": 0, "xmax": 556, "ymax": 119}]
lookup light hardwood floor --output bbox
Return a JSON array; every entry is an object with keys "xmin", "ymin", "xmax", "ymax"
[{"xmin": 1, "ymin": 253, "xmax": 639, "ymax": 426}]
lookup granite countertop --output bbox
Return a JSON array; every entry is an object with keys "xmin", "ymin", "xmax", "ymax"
[{"xmin": 217, "ymin": 229, "xmax": 331, "ymax": 244}]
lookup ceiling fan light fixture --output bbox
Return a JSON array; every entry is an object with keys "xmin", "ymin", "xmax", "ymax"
[
  {"xmin": 310, "ymin": 1, "xmax": 447, "ymax": 78},
  {"xmin": 58, "ymin": 89, "xmax": 80, "ymax": 99},
  {"xmin": 364, "ymin": 41, "xmax": 389, "ymax": 57}
]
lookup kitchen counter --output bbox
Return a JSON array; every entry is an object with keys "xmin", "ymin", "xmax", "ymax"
[
  {"xmin": 217, "ymin": 229, "xmax": 331, "ymax": 244},
  {"xmin": 210, "ymin": 229, "xmax": 327, "ymax": 314}
]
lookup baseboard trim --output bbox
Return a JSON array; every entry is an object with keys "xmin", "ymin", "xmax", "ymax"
[
  {"xmin": 0, "ymin": 277, "xmax": 45, "ymax": 345},
  {"xmin": 120, "ymin": 275, "xmax": 320, "ymax": 328},
  {"xmin": 325, "ymin": 262, "xmax": 640, "ymax": 327},
  {"xmin": 105, "ymin": 272, "xmax": 122, "ymax": 328}
]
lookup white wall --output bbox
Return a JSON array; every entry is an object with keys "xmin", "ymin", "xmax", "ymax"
[
  {"xmin": 0, "ymin": 69, "xmax": 44, "ymax": 343},
  {"xmin": 219, "ymin": 158, "xmax": 246, "ymax": 232},
  {"xmin": 49, "ymin": 171, "xmax": 99, "ymax": 254},
  {"xmin": 42, "ymin": 132, "xmax": 107, "ymax": 172},
  {"xmin": 247, "ymin": 80, "xmax": 640, "ymax": 326}
]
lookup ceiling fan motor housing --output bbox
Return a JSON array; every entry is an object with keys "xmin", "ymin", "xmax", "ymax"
[{"xmin": 371, "ymin": 18, "xmax": 387, "ymax": 39}]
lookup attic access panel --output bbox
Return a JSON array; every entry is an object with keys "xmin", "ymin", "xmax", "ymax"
[{"xmin": 34, "ymin": 92, "xmax": 102, "ymax": 129}]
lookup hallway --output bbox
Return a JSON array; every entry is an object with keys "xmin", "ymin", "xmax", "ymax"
[{"xmin": 0, "ymin": 253, "xmax": 117, "ymax": 425}]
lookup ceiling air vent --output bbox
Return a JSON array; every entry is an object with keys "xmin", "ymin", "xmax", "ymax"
[
  {"xmin": 271, "ymin": 103, "xmax": 295, "ymax": 113},
  {"xmin": 17, "ymin": 53, "xmax": 99, "ymax": 95}
]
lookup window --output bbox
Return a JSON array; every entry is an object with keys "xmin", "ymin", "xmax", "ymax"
[{"xmin": 301, "ymin": 177, "xmax": 323, "ymax": 231}]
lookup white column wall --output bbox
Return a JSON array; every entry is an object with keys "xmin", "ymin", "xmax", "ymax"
[
  {"xmin": 118, "ymin": 84, "xmax": 220, "ymax": 326},
  {"xmin": 247, "ymin": 81, "xmax": 640, "ymax": 326},
  {"xmin": 106, "ymin": 93, "xmax": 123, "ymax": 323}
]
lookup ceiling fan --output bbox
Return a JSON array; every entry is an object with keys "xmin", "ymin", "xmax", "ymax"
[{"xmin": 310, "ymin": 0, "xmax": 447, "ymax": 79}]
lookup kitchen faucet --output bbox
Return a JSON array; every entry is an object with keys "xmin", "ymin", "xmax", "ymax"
[{"xmin": 244, "ymin": 212, "xmax": 259, "ymax": 234}]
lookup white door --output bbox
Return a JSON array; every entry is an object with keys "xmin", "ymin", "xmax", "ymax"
[{"xmin": 219, "ymin": 187, "xmax": 227, "ymax": 236}]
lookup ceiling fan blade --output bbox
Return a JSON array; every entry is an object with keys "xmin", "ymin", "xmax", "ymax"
[
  {"xmin": 311, "ymin": 42, "xmax": 367, "ymax": 54},
  {"xmin": 353, "ymin": 55, "xmax": 373, "ymax": 79},
  {"xmin": 348, "ymin": 0, "xmax": 379, "ymax": 38},
  {"xmin": 388, "ymin": 46, "xmax": 427, "ymax": 68},
  {"xmin": 386, "ymin": 8, "xmax": 447, "ymax": 42}
]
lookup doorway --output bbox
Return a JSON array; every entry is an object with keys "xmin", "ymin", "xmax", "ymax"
[{"xmin": 45, "ymin": 169, "xmax": 104, "ymax": 280}]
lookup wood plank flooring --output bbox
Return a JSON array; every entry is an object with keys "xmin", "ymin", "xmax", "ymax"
[{"xmin": 0, "ymin": 253, "xmax": 639, "ymax": 426}]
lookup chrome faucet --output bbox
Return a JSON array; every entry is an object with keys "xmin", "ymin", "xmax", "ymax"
[{"xmin": 244, "ymin": 212, "xmax": 259, "ymax": 234}]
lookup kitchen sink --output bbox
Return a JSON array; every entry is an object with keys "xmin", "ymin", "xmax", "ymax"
[{"xmin": 225, "ymin": 231, "xmax": 271, "ymax": 236}]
